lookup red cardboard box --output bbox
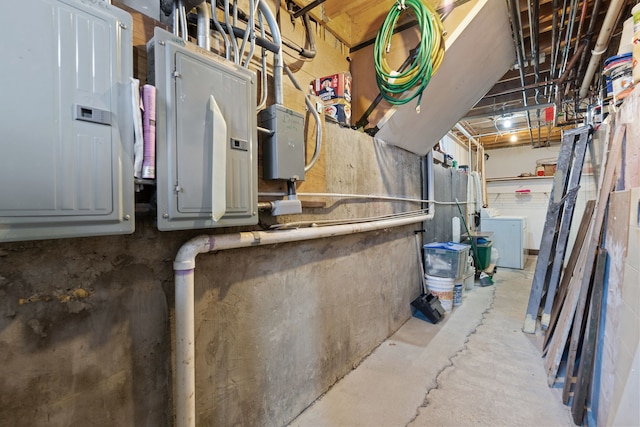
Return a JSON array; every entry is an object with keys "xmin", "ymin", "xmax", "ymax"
[{"xmin": 312, "ymin": 72, "xmax": 352, "ymax": 103}]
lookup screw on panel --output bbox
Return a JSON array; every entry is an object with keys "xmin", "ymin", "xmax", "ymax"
[
  {"xmin": 119, "ymin": 23, "xmax": 128, "ymax": 30},
  {"xmin": 173, "ymin": 71, "xmax": 181, "ymax": 78},
  {"xmin": 163, "ymin": 213, "xmax": 169, "ymax": 218},
  {"xmin": 159, "ymin": 41, "xmax": 165, "ymax": 46},
  {"xmin": 124, "ymin": 214, "xmax": 131, "ymax": 221}
]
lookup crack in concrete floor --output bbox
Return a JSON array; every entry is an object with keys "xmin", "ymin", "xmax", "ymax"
[
  {"xmin": 292, "ymin": 259, "xmax": 573, "ymax": 427},
  {"xmin": 407, "ymin": 287, "xmax": 498, "ymax": 426}
]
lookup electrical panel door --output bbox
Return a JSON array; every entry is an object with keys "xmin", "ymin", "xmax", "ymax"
[
  {"xmin": 148, "ymin": 28, "xmax": 258, "ymax": 231},
  {"xmin": 0, "ymin": 0, "xmax": 134, "ymax": 242}
]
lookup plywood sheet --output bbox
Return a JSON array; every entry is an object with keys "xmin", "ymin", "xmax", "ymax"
[{"xmin": 597, "ymin": 190, "xmax": 631, "ymax": 426}]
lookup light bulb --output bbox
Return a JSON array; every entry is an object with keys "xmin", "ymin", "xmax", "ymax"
[
  {"xmin": 510, "ymin": 134, "xmax": 517, "ymax": 142},
  {"xmin": 504, "ymin": 119, "xmax": 512, "ymax": 128}
]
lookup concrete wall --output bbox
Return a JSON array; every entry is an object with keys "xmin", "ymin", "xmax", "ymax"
[{"xmin": 0, "ymin": 125, "xmax": 426, "ymax": 426}]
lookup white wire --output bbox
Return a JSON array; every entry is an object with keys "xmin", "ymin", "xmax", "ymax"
[
  {"xmin": 257, "ymin": 191, "xmax": 470, "ymax": 205},
  {"xmin": 270, "ymin": 209, "xmax": 429, "ymax": 229}
]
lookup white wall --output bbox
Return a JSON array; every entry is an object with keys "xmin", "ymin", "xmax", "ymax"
[
  {"xmin": 485, "ymin": 144, "xmax": 561, "ymax": 178},
  {"xmin": 485, "ymin": 176, "xmax": 597, "ymax": 250}
]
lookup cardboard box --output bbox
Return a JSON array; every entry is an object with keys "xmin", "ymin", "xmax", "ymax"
[
  {"xmin": 324, "ymin": 98, "xmax": 351, "ymax": 126},
  {"xmin": 543, "ymin": 164, "xmax": 556, "ymax": 176},
  {"xmin": 312, "ymin": 72, "xmax": 352, "ymax": 103}
]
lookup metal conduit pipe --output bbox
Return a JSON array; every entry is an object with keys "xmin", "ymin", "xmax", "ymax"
[
  {"xmin": 508, "ymin": 0, "xmax": 534, "ymax": 144},
  {"xmin": 195, "ymin": 2, "xmax": 211, "ymax": 50},
  {"xmin": 559, "ymin": 0, "xmax": 580, "ymax": 77},
  {"xmin": 238, "ymin": 0, "xmax": 253, "ymax": 64},
  {"xmin": 551, "ymin": 0, "xmax": 569, "ymax": 80},
  {"xmin": 547, "ymin": 0, "xmax": 558, "ymax": 101},
  {"xmin": 224, "ymin": 0, "xmax": 239, "ymax": 62},
  {"xmin": 258, "ymin": 0, "xmax": 284, "ymax": 105},
  {"xmin": 243, "ymin": 0, "xmax": 257, "ymax": 68},
  {"xmin": 257, "ymin": 11, "xmax": 268, "ymax": 109},
  {"xmin": 211, "ymin": 1, "xmax": 231, "ymax": 60},
  {"xmin": 527, "ymin": 0, "xmax": 540, "ymax": 103},
  {"xmin": 579, "ymin": 0, "xmax": 626, "ymax": 98},
  {"xmin": 283, "ymin": 65, "xmax": 322, "ymax": 172},
  {"xmin": 173, "ymin": 213, "xmax": 429, "ymax": 427},
  {"xmin": 181, "ymin": 1, "xmax": 189, "ymax": 40},
  {"xmin": 173, "ymin": 3, "xmax": 180, "ymax": 35}
]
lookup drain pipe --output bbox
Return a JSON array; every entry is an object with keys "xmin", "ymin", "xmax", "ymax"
[
  {"xmin": 578, "ymin": 0, "xmax": 626, "ymax": 98},
  {"xmin": 173, "ymin": 214, "xmax": 428, "ymax": 427}
]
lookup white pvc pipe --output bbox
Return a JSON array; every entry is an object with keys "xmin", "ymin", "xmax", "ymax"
[
  {"xmin": 454, "ymin": 123, "xmax": 481, "ymax": 148},
  {"xmin": 173, "ymin": 213, "xmax": 428, "ymax": 427},
  {"xmin": 578, "ymin": 0, "xmax": 625, "ymax": 98}
]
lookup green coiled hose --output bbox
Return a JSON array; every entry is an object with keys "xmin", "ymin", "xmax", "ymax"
[{"xmin": 373, "ymin": 0, "xmax": 445, "ymax": 112}]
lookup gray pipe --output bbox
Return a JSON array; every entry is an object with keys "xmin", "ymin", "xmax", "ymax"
[
  {"xmin": 284, "ymin": 65, "xmax": 322, "ymax": 172},
  {"xmin": 238, "ymin": 0, "xmax": 254, "ymax": 66},
  {"xmin": 178, "ymin": 0, "xmax": 188, "ymax": 41},
  {"xmin": 173, "ymin": 3, "xmax": 179, "ymax": 35},
  {"xmin": 508, "ymin": 0, "xmax": 534, "ymax": 144},
  {"xmin": 224, "ymin": 0, "xmax": 239, "ymax": 63},
  {"xmin": 257, "ymin": 10, "xmax": 268, "ymax": 109},
  {"xmin": 258, "ymin": 0, "xmax": 283, "ymax": 105},
  {"xmin": 196, "ymin": 2, "xmax": 211, "ymax": 50},
  {"xmin": 211, "ymin": 1, "xmax": 231, "ymax": 60}
]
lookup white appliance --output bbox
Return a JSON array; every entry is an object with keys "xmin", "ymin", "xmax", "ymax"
[{"xmin": 480, "ymin": 208, "xmax": 527, "ymax": 269}]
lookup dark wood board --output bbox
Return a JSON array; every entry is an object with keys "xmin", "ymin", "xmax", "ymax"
[{"xmin": 571, "ymin": 248, "xmax": 607, "ymax": 424}]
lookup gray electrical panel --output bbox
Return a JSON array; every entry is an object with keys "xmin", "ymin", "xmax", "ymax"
[
  {"xmin": 0, "ymin": 0, "xmax": 134, "ymax": 242},
  {"xmin": 148, "ymin": 28, "xmax": 258, "ymax": 231},
  {"xmin": 259, "ymin": 105, "xmax": 306, "ymax": 181}
]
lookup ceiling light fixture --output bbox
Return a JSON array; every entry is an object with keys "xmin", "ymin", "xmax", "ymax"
[
  {"xmin": 510, "ymin": 134, "xmax": 518, "ymax": 143},
  {"xmin": 503, "ymin": 118, "xmax": 512, "ymax": 128}
]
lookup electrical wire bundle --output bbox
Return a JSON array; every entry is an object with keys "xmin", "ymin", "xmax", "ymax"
[{"xmin": 373, "ymin": 0, "xmax": 445, "ymax": 112}]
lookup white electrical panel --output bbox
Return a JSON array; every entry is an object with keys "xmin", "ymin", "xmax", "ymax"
[
  {"xmin": 148, "ymin": 28, "xmax": 258, "ymax": 231},
  {"xmin": 0, "ymin": 0, "xmax": 134, "ymax": 242}
]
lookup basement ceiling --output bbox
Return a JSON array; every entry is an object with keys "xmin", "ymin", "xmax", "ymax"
[{"xmin": 289, "ymin": 0, "xmax": 632, "ymax": 150}]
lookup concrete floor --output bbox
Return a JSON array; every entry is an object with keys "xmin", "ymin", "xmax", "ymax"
[{"xmin": 291, "ymin": 257, "xmax": 574, "ymax": 426}]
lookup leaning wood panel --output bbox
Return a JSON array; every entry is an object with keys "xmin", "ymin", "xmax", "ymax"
[
  {"xmin": 544, "ymin": 124, "xmax": 625, "ymax": 386},
  {"xmin": 571, "ymin": 248, "xmax": 607, "ymax": 424},
  {"xmin": 562, "ymin": 250, "xmax": 598, "ymax": 404},
  {"xmin": 542, "ymin": 200, "xmax": 595, "ymax": 353},
  {"xmin": 596, "ymin": 189, "xmax": 632, "ymax": 425}
]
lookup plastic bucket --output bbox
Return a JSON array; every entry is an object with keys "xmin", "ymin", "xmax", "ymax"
[
  {"xmin": 453, "ymin": 283, "xmax": 463, "ymax": 307},
  {"xmin": 426, "ymin": 275, "xmax": 455, "ymax": 312},
  {"xmin": 611, "ymin": 65, "xmax": 634, "ymax": 102},
  {"xmin": 464, "ymin": 268, "xmax": 476, "ymax": 291}
]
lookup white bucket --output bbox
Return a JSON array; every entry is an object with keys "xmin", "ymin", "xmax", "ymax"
[
  {"xmin": 426, "ymin": 275, "xmax": 455, "ymax": 312},
  {"xmin": 464, "ymin": 268, "xmax": 476, "ymax": 291}
]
